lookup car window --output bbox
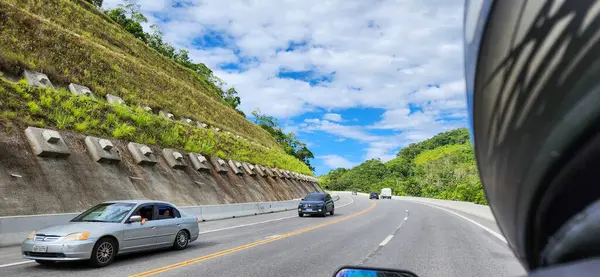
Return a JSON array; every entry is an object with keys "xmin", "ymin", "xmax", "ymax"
[
  {"xmin": 172, "ymin": 208, "xmax": 181, "ymax": 218},
  {"xmin": 304, "ymin": 194, "xmax": 325, "ymax": 201},
  {"xmin": 156, "ymin": 204, "xmax": 177, "ymax": 220},
  {"xmin": 133, "ymin": 204, "xmax": 155, "ymax": 221}
]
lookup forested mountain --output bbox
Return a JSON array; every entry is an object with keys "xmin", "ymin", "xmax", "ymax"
[{"xmin": 319, "ymin": 128, "xmax": 487, "ymax": 204}]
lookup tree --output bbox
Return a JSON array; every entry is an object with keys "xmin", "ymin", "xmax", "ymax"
[
  {"xmin": 319, "ymin": 128, "xmax": 486, "ymax": 204},
  {"xmin": 222, "ymin": 88, "xmax": 241, "ymax": 109},
  {"xmin": 105, "ymin": 2, "xmax": 147, "ymax": 42},
  {"xmin": 85, "ymin": 0, "xmax": 103, "ymax": 8},
  {"xmin": 251, "ymin": 109, "xmax": 315, "ymax": 172}
]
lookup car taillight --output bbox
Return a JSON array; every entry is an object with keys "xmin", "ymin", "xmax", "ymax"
[{"xmin": 196, "ymin": 216, "xmax": 199, "ymax": 222}]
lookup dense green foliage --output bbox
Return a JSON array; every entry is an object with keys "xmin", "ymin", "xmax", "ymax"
[
  {"xmin": 319, "ymin": 128, "xmax": 487, "ymax": 204},
  {"xmin": 0, "ymin": 0, "xmax": 278, "ymax": 148},
  {"xmin": 252, "ymin": 109, "xmax": 315, "ymax": 172},
  {"xmin": 104, "ymin": 1, "xmax": 244, "ymax": 114},
  {"xmin": 0, "ymin": 78, "xmax": 314, "ymax": 175}
]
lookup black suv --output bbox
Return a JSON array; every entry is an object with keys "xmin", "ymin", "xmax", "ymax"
[
  {"xmin": 369, "ymin": 192, "xmax": 379, "ymax": 199},
  {"xmin": 298, "ymin": 192, "xmax": 334, "ymax": 217}
]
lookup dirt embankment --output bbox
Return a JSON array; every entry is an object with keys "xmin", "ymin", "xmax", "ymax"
[{"xmin": 0, "ymin": 126, "xmax": 320, "ymax": 216}]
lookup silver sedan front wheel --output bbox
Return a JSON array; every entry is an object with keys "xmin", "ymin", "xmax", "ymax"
[{"xmin": 89, "ymin": 238, "xmax": 117, "ymax": 267}]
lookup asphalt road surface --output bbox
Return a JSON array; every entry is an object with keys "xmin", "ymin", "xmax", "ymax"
[{"xmin": 0, "ymin": 193, "xmax": 525, "ymax": 277}]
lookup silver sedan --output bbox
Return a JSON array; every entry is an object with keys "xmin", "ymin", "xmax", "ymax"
[{"xmin": 21, "ymin": 200, "xmax": 200, "ymax": 267}]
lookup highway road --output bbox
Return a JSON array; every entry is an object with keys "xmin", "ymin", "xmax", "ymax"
[{"xmin": 0, "ymin": 192, "xmax": 526, "ymax": 277}]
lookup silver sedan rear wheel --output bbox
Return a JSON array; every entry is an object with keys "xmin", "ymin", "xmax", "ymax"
[{"xmin": 173, "ymin": 230, "xmax": 189, "ymax": 250}]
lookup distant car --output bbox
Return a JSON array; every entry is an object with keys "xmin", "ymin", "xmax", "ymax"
[
  {"xmin": 352, "ymin": 191, "xmax": 358, "ymax": 195},
  {"xmin": 381, "ymin": 188, "xmax": 392, "ymax": 199},
  {"xmin": 21, "ymin": 200, "xmax": 199, "ymax": 267},
  {"xmin": 369, "ymin": 192, "xmax": 379, "ymax": 199},
  {"xmin": 298, "ymin": 192, "xmax": 335, "ymax": 217}
]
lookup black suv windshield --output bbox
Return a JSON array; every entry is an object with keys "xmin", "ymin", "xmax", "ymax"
[
  {"xmin": 71, "ymin": 203, "xmax": 136, "ymax": 223},
  {"xmin": 304, "ymin": 194, "xmax": 325, "ymax": 201}
]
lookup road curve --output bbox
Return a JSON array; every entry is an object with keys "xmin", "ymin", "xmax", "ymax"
[{"xmin": 0, "ymin": 193, "xmax": 525, "ymax": 277}]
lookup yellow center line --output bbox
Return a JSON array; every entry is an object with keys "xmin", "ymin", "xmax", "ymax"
[{"xmin": 129, "ymin": 200, "xmax": 377, "ymax": 277}]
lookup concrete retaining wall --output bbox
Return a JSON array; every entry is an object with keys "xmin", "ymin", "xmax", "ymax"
[{"xmin": 0, "ymin": 195, "xmax": 340, "ymax": 247}]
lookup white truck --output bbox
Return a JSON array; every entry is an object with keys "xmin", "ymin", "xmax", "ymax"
[{"xmin": 381, "ymin": 188, "xmax": 392, "ymax": 199}]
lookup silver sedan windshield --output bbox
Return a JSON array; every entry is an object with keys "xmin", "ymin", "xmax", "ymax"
[{"xmin": 71, "ymin": 203, "xmax": 136, "ymax": 223}]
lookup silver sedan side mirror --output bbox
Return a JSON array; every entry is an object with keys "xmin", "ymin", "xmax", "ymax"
[{"xmin": 128, "ymin": 215, "xmax": 142, "ymax": 223}]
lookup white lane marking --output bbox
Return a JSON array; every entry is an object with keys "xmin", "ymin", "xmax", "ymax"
[
  {"xmin": 417, "ymin": 202, "xmax": 507, "ymax": 244},
  {"xmin": 379, "ymin": 235, "xmax": 394, "ymax": 246},
  {"xmin": 0, "ymin": 260, "xmax": 34, "ymax": 268},
  {"xmin": 198, "ymin": 196, "xmax": 355, "ymax": 235},
  {"xmin": 336, "ymin": 196, "xmax": 355, "ymax": 208}
]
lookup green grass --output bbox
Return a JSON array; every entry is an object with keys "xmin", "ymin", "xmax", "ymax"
[
  {"xmin": 0, "ymin": 78, "xmax": 314, "ymax": 175},
  {"xmin": 0, "ymin": 0, "xmax": 280, "ymax": 149}
]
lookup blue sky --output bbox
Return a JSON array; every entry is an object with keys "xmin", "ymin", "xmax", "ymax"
[{"xmin": 104, "ymin": 0, "xmax": 468, "ymax": 176}]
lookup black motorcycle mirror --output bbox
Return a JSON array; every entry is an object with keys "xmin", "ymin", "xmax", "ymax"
[{"xmin": 333, "ymin": 266, "xmax": 419, "ymax": 277}]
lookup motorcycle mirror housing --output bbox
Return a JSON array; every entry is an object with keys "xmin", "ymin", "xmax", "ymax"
[{"xmin": 333, "ymin": 266, "xmax": 419, "ymax": 277}]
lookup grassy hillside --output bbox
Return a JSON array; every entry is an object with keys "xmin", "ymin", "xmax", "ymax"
[
  {"xmin": 0, "ymin": 0, "xmax": 279, "ymax": 148},
  {"xmin": 319, "ymin": 128, "xmax": 487, "ymax": 204},
  {"xmin": 0, "ymin": 78, "xmax": 313, "ymax": 175}
]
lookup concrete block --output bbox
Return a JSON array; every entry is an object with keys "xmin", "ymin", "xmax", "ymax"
[
  {"xmin": 189, "ymin": 153, "xmax": 210, "ymax": 171},
  {"xmin": 42, "ymin": 130, "xmax": 60, "ymax": 143},
  {"xmin": 228, "ymin": 160, "xmax": 243, "ymax": 175},
  {"xmin": 139, "ymin": 105, "xmax": 153, "ymax": 112},
  {"xmin": 254, "ymin": 164, "xmax": 266, "ymax": 177},
  {"xmin": 181, "ymin": 118, "xmax": 193, "ymax": 124},
  {"xmin": 210, "ymin": 157, "xmax": 228, "ymax": 173},
  {"xmin": 213, "ymin": 127, "xmax": 221, "ymax": 132},
  {"xmin": 289, "ymin": 171, "xmax": 297, "ymax": 180},
  {"xmin": 68, "ymin": 83, "xmax": 94, "ymax": 97},
  {"xmin": 24, "ymin": 127, "xmax": 71, "ymax": 158},
  {"xmin": 23, "ymin": 70, "xmax": 54, "ymax": 89},
  {"xmin": 262, "ymin": 166, "xmax": 275, "ymax": 178},
  {"xmin": 159, "ymin": 110, "xmax": 174, "ymax": 120},
  {"xmin": 242, "ymin": 162, "xmax": 256, "ymax": 176},
  {"xmin": 225, "ymin": 131, "xmax": 233, "ymax": 136},
  {"xmin": 273, "ymin": 168, "xmax": 284, "ymax": 178},
  {"xmin": 84, "ymin": 136, "xmax": 121, "ymax": 163},
  {"xmin": 127, "ymin": 142, "xmax": 158, "ymax": 166},
  {"xmin": 163, "ymin": 149, "xmax": 187, "ymax": 169},
  {"xmin": 197, "ymin": 122, "xmax": 208, "ymax": 128},
  {"xmin": 106, "ymin": 94, "xmax": 125, "ymax": 105},
  {"xmin": 277, "ymin": 169, "xmax": 289, "ymax": 179}
]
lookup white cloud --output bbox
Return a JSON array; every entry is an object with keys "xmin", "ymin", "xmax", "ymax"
[
  {"xmin": 102, "ymin": 0, "xmax": 468, "ymax": 168},
  {"xmin": 335, "ymin": 138, "xmax": 346, "ymax": 142},
  {"xmin": 302, "ymin": 119, "xmax": 379, "ymax": 142},
  {"xmin": 323, "ymin": 113, "xmax": 344, "ymax": 122},
  {"xmin": 105, "ymin": 0, "xmax": 465, "ymax": 118},
  {"xmin": 318, "ymin": 155, "xmax": 356, "ymax": 169}
]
